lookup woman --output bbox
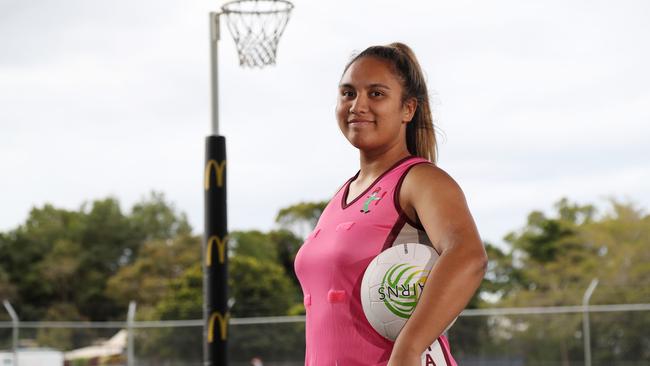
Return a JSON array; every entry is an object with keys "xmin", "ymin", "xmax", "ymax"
[{"xmin": 294, "ymin": 42, "xmax": 487, "ymax": 366}]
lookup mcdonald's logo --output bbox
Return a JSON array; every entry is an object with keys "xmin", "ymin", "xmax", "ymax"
[
  {"xmin": 206, "ymin": 235, "xmax": 228, "ymax": 266},
  {"xmin": 204, "ymin": 159, "xmax": 226, "ymax": 190},
  {"xmin": 208, "ymin": 311, "xmax": 230, "ymax": 342}
]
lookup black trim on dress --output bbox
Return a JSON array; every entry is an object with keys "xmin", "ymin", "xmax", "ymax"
[{"xmin": 341, "ymin": 155, "xmax": 416, "ymax": 210}]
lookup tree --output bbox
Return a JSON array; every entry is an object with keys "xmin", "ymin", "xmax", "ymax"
[
  {"xmin": 129, "ymin": 191, "xmax": 192, "ymax": 242},
  {"xmin": 230, "ymin": 230, "xmax": 280, "ymax": 263},
  {"xmin": 105, "ymin": 234, "xmax": 201, "ymax": 320},
  {"xmin": 228, "ymin": 255, "xmax": 299, "ymax": 317},
  {"xmin": 228, "ymin": 256, "xmax": 304, "ymax": 361},
  {"xmin": 275, "ymin": 201, "xmax": 328, "ymax": 238},
  {"xmin": 138, "ymin": 255, "xmax": 305, "ymax": 363},
  {"xmin": 35, "ymin": 303, "xmax": 89, "ymax": 351},
  {"xmin": 0, "ymin": 263, "xmax": 16, "ymax": 301},
  {"xmin": 466, "ymin": 198, "xmax": 650, "ymax": 365},
  {"xmin": 137, "ymin": 263, "xmax": 204, "ymax": 364},
  {"xmin": 0, "ymin": 192, "xmax": 193, "ymax": 321},
  {"xmin": 230, "ymin": 229, "xmax": 303, "ymax": 295},
  {"xmin": 269, "ymin": 229, "xmax": 304, "ymax": 294},
  {"xmin": 0, "ymin": 204, "xmax": 86, "ymax": 320},
  {"xmin": 579, "ymin": 201, "xmax": 650, "ymax": 364}
]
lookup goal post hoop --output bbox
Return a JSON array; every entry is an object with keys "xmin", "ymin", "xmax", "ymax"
[{"xmin": 220, "ymin": 0, "xmax": 295, "ymax": 68}]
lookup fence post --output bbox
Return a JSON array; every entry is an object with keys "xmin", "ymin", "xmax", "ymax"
[
  {"xmin": 2, "ymin": 300, "xmax": 19, "ymax": 366},
  {"xmin": 127, "ymin": 301, "xmax": 137, "ymax": 366},
  {"xmin": 582, "ymin": 279, "xmax": 599, "ymax": 366}
]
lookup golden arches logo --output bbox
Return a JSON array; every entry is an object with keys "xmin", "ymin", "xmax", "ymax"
[
  {"xmin": 208, "ymin": 311, "xmax": 230, "ymax": 342},
  {"xmin": 206, "ymin": 235, "xmax": 228, "ymax": 266},
  {"xmin": 204, "ymin": 160, "xmax": 226, "ymax": 190}
]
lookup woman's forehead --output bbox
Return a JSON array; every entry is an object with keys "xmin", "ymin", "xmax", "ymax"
[{"xmin": 340, "ymin": 57, "xmax": 401, "ymax": 88}]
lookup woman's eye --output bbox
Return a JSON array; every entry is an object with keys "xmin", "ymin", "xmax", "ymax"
[
  {"xmin": 341, "ymin": 90, "xmax": 355, "ymax": 97},
  {"xmin": 370, "ymin": 91, "xmax": 383, "ymax": 97}
]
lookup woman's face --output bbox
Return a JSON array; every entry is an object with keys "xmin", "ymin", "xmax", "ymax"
[{"xmin": 336, "ymin": 56, "xmax": 415, "ymax": 154}]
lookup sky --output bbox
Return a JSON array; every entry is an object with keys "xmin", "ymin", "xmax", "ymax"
[{"xmin": 1, "ymin": 0, "xmax": 649, "ymax": 247}]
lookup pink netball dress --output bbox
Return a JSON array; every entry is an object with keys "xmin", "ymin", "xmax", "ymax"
[{"xmin": 294, "ymin": 155, "xmax": 458, "ymax": 366}]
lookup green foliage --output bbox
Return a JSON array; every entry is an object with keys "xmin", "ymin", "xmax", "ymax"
[
  {"xmin": 268, "ymin": 229, "xmax": 304, "ymax": 292},
  {"xmin": 155, "ymin": 263, "xmax": 204, "ymax": 320},
  {"xmin": 0, "ymin": 204, "xmax": 87, "ymax": 320},
  {"xmin": 496, "ymin": 198, "xmax": 646, "ymax": 307},
  {"xmin": 35, "ymin": 303, "xmax": 89, "ymax": 351},
  {"xmin": 105, "ymin": 234, "xmax": 201, "ymax": 319},
  {"xmin": 136, "ymin": 263, "xmax": 204, "ymax": 363},
  {"xmin": 0, "ymin": 191, "xmax": 192, "ymax": 321},
  {"xmin": 137, "ymin": 253, "xmax": 304, "ymax": 362},
  {"xmin": 230, "ymin": 230, "xmax": 280, "ymax": 262},
  {"xmin": 130, "ymin": 191, "xmax": 192, "ymax": 241},
  {"xmin": 0, "ymin": 264, "xmax": 16, "ymax": 300},
  {"xmin": 481, "ymin": 242, "xmax": 521, "ymax": 299},
  {"xmin": 463, "ymin": 197, "xmax": 650, "ymax": 365},
  {"xmin": 275, "ymin": 201, "xmax": 328, "ymax": 237},
  {"xmin": 229, "ymin": 255, "xmax": 299, "ymax": 317},
  {"xmin": 231, "ymin": 229, "xmax": 303, "ymax": 292},
  {"xmin": 505, "ymin": 198, "xmax": 595, "ymax": 265}
]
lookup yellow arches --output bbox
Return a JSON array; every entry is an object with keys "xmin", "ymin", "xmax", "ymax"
[
  {"xmin": 204, "ymin": 160, "xmax": 226, "ymax": 189},
  {"xmin": 207, "ymin": 311, "xmax": 230, "ymax": 342},
  {"xmin": 204, "ymin": 154, "xmax": 229, "ymax": 344},
  {"xmin": 206, "ymin": 235, "xmax": 228, "ymax": 266}
]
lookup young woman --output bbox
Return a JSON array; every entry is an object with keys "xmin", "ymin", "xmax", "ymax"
[{"xmin": 294, "ymin": 42, "xmax": 487, "ymax": 366}]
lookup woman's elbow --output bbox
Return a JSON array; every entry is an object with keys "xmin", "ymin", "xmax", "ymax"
[
  {"xmin": 475, "ymin": 252, "xmax": 488, "ymax": 278},
  {"xmin": 477, "ymin": 249, "xmax": 489, "ymax": 277},
  {"xmin": 465, "ymin": 243, "xmax": 488, "ymax": 279}
]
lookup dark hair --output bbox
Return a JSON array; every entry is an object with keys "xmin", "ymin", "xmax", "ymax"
[{"xmin": 342, "ymin": 42, "xmax": 437, "ymax": 163}]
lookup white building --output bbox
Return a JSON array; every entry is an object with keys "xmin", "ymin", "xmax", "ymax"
[{"xmin": 0, "ymin": 348, "xmax": 64, "ymax": 366}]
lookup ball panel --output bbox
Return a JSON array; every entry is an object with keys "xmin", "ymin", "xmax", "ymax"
[
  {"xmin": 368, "ymin": 284, "xmax": 384, "ymax": 302},
  {"xmin": 375, "ymin": 248, "xmax": 400, "ymax": 264},
  {"xmin": 394, "ymin": 243, "xmax": 417, "ymax": 261},
  {"xmin": 384, "ymin": 319, "xmax": 406, "ymax": 341},
  {"xmin": 369, "ymin": 299, "xmax": 395, "ymax": 320}
]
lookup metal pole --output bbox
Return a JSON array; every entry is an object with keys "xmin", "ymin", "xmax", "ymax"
[
  {"xmin": 210, "ymin": 12, "xmax": 220, "ymax": 136},
  {"xmin": 583, "ymin": 279, "xmax": 599, "ymax": 366},
  {"xmin": 3, "ymin": 300, "xmax": 19, "ymax": 366},
  {"xmin": 127, "ymin": 301, "xmax": 137, "ymax": 366},
  {"xmin": 205, "ymin": 10, "xmax": 228, "ymax": 366}
]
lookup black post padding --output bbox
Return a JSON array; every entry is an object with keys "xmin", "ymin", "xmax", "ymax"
[{"xmin": 204, "ymin": 135, "xmax": 228, "ymax": 366}]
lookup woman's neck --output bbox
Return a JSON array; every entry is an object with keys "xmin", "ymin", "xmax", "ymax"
[{"xmin": 356, "ymin": 145, "xmax": 411, "ymax": 182}]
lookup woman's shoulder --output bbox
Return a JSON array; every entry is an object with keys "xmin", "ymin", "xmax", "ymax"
[
  {"xmin": 401, "ymin": 163, "xmax": 465, "ymax": 203},
  {"xmin": 406, "ymin": 162, "xmax": 458, "ymax": 186}
]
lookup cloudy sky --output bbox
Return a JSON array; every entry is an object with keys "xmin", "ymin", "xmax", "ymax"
[{"xmin": 1, "ymin": 0, "xmax": 649, "ymax": 247}]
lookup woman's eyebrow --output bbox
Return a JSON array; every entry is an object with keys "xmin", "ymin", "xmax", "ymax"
[
  {"xmin": 369, "ymin": 83, "xmax": 391, "ymax": 89},
  {"xmin": 338, "ymin": 83, "xmax": 391, "ymax": 89}
]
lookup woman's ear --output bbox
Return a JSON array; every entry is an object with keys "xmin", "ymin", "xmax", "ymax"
[{"xmin": 403, "ymin": 98, "xmax": 417, "ymax": 123}]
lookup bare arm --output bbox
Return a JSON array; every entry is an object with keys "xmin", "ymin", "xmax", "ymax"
[{"xmin": 389, "ymin": 164, "xmax": 487, "ymax": 362}]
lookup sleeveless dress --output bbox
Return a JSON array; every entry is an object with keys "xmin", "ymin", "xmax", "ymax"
[{"xmin": 294, "ymin": 155, "xmax": 458, "ymax": 366}]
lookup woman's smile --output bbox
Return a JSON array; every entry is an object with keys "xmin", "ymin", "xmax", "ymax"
[{"xmin": 348, "ymin": 119, "xmax": 376, "ymax": 127}]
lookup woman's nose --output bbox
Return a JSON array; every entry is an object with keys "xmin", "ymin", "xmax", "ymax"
[{"xmin": 349, "ymin": 94, "xmax": 368, "ymax": 114}]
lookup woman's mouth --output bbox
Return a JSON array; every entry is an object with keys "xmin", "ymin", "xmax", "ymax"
[{"xmin": 348, "ymin": 119, "xmax": 375, "ymax": 126}]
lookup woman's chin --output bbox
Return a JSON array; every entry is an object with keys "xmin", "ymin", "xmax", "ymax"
[{"xmin": 347, "ymin": 139, "xmax": 381, "ymax": 152}]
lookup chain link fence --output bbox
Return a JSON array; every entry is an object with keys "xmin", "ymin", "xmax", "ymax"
[{"xmin": 1, "ymin": 304, "xmax": 649, "ymax": 366}]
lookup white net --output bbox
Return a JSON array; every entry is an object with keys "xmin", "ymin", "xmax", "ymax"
[{"xmin": 221, "ymin": 0, "xmax": 294, "ymax": 68}]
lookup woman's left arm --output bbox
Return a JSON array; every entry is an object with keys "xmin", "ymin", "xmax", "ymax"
[{"xmin": 388, "ymin": 164, "xmax": 488, "ymax": 365}]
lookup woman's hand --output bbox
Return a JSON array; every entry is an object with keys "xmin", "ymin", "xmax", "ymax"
[{"xmin": 386, "ymin": 347, "xmax": 421, "ymax": 366}]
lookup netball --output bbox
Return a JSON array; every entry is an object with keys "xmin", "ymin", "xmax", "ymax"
[{"xmin": 361, "ymin": 243, "xmax": 443, "ymax": 341}]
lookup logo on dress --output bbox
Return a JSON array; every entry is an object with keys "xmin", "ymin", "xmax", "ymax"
[{"xmin": 361, "ymin": 187, "xmax": 386, "ymax": 213}]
